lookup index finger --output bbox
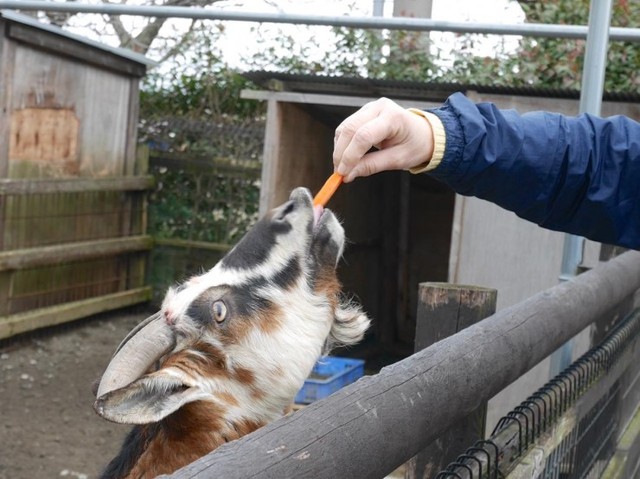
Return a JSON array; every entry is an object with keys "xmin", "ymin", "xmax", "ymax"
[
  {"xmin": 333, "ymin": 100, "xmax": 395, "ymax": 178},
  {"xmin": 333, "ymin": 101, "xmax": 379, "ymax": 167}
]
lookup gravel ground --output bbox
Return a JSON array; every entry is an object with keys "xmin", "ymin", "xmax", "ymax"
[{"xmin": 0, "ymin": 308, "xmax": 152, "ymax": 479}]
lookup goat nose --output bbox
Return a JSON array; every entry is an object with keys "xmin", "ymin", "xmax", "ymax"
[{"xmin": 164, "ymin": 309, "xmax": 175, "ymax": 326}]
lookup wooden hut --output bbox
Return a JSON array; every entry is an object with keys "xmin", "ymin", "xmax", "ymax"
[
  {"xmin": 241, "ymin": 71, "xmax": 640, "ymax": 425},
  {"xmin": 0, "ymin": 11, "xmax": 155, "ymax": 339}
]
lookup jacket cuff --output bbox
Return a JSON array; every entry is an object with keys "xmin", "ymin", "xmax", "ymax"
[
  {"xmin": 425, "ymin": 99, "xmax": 467, "ymax": 179},
  {"xmin": 406, "ymin": 109, "xmax": 446, "ymax": 174}
]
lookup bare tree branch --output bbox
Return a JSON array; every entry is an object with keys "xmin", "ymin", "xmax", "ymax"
[
  {"xmin": 101, "ymin": 0, "xmax": 225, "ymax": 54},
  {"xmin": 106, "ymin": 13, "xmax": 133, "ymax": 47},
  {"xmin": 131, "ymin": 16, "xmax": 168, "ymax": 53}
]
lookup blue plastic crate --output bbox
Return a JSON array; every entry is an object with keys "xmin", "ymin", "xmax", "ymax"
[{"xmin": 295, "ymin": 356, "xmax": 365, "ymax": 404}]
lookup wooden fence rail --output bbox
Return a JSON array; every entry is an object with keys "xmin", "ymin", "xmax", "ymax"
[
  {"xmin": 0, "ymin": 176, "xmax": 154, "ymax": 194},
  {"xmin": 0, "ymin": 236, "xmax": 153, "ymax": 271},
  {"xmin": 0, "ymin": 287, "xmax": 151, "ymax": 339},
  {"xmin": 165, "ymin": 250, "xmax": 640, "ymax": 479}
]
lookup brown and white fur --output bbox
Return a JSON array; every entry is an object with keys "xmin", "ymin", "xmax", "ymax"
[{"xmin": 94, "ymin": 187, "xmax": 370, "ymax": 478}]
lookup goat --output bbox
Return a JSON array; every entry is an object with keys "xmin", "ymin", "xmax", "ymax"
[{"xmin": 94, "ymin": 187, "xmax": 370, "ymax": 478}]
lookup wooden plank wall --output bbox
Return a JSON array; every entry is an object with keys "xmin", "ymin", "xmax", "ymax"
[
  {"xmin": 0, "ymin": 34, "xmax": 150, "ymax": 339},
  {"xmin": 259, "ymin": 100, "xmax": 454, "ymax": 357},
  {"xmin": 9, "ymin": 45, "xmax": 131, "ymax": 178}
]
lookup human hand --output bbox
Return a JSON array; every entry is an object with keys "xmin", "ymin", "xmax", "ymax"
[{"xmin": 333, "ymin": 98, "xmax": 434, "ymax": 183}]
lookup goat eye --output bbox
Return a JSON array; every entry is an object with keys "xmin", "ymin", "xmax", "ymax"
[{"xmin": 212, "ymin": 301, "xmax": 227, "ymax": 323}]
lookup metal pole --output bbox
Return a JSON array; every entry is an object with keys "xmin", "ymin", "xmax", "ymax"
[
  {"xmin": 579, "ymin": 0, "xmax": 613, "ymax": 116},
  {"xmin": 1, "ymin": 0, "xmax": 639, "ymax": 42},
  {"xmin": 372, "ymin": 0, "xmax": 384, "ymax": 18},
  {"xmin": 551, "ymin": 0, "xmax": 613, "ymax": 377}
]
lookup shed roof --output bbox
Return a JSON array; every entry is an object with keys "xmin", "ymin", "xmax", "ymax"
[
  {"xmin": 243, "ymin": 70, "xmax": 640, "ymax": 104},
  {"xmin": 1, "ymin": 10, "xmax": 156, "ymax": 76}
]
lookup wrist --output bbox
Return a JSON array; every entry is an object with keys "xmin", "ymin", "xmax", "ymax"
[{"xmin": 406, "ymin": 108, "xmax": 446, "ymax": 174}]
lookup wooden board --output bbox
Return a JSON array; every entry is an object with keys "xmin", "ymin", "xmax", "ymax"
[
  {"xmin": 0, "ymin": 235, "xmax": 152, "ymax": 272},
  {"xmin": 8, "ymin": 22, "xmax": 147, "ymax": 78},
  {"xmin": 0, "ymin": 20, "xmax": 15, "ymax": 252},
  {"xmin": 9, "ymin": 108, "xmax": 79, "ymax": 173},
  {"xmin": 10, "ymin": 44, "xmax": 131, "ymax": 179},
  {"xmin": 406, "ymin": 283, "xmax": 496, "ymax": 477},
  {"xmin": 0, "ymin": 287, "xmax": 151, "ymax": 339},
  {"xmin": 0, "ymin": 176, "xmax": 153, "ymax": 194},
  {"xmin": 259, "ymin": 101, "xmax": 334, "ymax": 213}
]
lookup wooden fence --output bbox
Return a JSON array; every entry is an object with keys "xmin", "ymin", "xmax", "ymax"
[
  {"xmin": 0, "ymin": 176, "xmax": 153, "ymax": 339},
  {"xmin": 0, "ymin": 146, "xmax": 263, "ymax": 337},
  {"xmin": 165, "ymin": 250, "xmax": 640, "ymax": 478}
]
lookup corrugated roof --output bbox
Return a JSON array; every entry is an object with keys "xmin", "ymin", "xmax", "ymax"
[
  {"xmin": 243, "ymin": 71, "xmax": 640, "ymax": 103},
  {"xmin": 1, "ymin": 10, "xmax": 156, "ymax": 67}
]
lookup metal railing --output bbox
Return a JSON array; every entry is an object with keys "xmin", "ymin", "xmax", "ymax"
[{"xmin": 2, "ymin": 1, "xmax": 640, "ymax": 41}]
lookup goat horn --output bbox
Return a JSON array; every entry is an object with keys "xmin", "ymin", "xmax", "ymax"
[{"xmin": 96, "ymin": 312, "xmax": 176, "ymax": 398}]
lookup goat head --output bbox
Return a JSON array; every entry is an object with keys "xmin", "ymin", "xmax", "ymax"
[{"xmin": 94, "ymin": 187, "xmax": 370, "ymax": 478}]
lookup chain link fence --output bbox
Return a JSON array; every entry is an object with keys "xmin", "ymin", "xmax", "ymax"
[{"xmin": 139, "ymin": 99, "xmax": 265, "ymax": 304}]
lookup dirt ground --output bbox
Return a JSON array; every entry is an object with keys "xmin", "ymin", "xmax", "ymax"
[{"xmin": 0, "ymin": 307, "xmax": 152, "ymax": 479}]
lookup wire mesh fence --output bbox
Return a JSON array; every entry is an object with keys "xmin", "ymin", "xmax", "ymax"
[
  {"xmin": 148, "ymin": 151, "xmax": 261, "ymax": 245},
  {"xmin": 140, "ymin": 106, "xmax": 265, "ymax": 304},
  {"xmin": 6, "ymin": 254, "xmax": 146, "ymax": 315},
  {"xmin": 435, "ymin": 307, "xmax": 640, "ymax": 479}
]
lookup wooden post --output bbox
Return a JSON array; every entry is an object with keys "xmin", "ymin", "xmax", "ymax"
[
  {"xmin": 405, "ymin": 282, "xmax": 497, "ymax": 479},
  {"xmin": 127, "ymin": 145, "xmax": 151, "ymax": 290},
  {"xmin": 0, "ymin": 21, "xmax": 14, "ymax": 315}
]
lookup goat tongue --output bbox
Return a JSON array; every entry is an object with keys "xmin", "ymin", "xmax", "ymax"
[
  {"xmin": 96, "ymin": 313, "xmax": 176, "ymax": 398},
  {"xmin": 313, "ymin": 204, "xmax": 324, "ymax": 227}
]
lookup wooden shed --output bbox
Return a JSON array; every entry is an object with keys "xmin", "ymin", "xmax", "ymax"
[
  {"xmin": 241, "ymin": 71, "xmax": 640, "ymax": 425},
  {"xmin": 0, "ymin": 11, "xmax": 155, "ymax": 339}
]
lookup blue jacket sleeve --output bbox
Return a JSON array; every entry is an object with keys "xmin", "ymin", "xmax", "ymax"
[{"xmin": 428, "ymin": 93, "xmax": 640, "ymax": 249}]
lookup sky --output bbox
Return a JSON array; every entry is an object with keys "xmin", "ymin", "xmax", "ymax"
[
  {"xmin": 197, "ymin": 0, "xmax": 526, "ymax": 67},
  {"xmin": 63, "ymin": 0, "xmax": 526, "ymax": 68}
]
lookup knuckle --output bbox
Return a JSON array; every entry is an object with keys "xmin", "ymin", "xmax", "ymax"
[
  {"xmin": 360, "ymin": 161, "xmax": 375, "ymax": 178},
  {"xmin": 339, "ymin": 120, "xmax": 359, "ymax": 137},
  {"xmin": 353, "ymin": 125, "xmax": 375, "ymax": 148}
]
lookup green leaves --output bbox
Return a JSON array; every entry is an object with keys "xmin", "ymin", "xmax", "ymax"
[{"xmin": 238, "ymin": 0, "xmax": 638, "ymax": 94}]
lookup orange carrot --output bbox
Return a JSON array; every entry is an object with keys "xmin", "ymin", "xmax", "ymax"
[{"xmin": 313, "ymin": 173, "xmax": 344, "ymax": 206}]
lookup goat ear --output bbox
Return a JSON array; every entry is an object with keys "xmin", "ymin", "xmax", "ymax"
[
  {"xmin": 325, "ymin": 301, "xmax": 370, "ymax": 353},
  {"xmin": 94, "ymin": 371, "xmax": 207, "ymax": 425}
]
